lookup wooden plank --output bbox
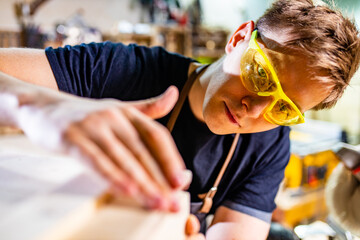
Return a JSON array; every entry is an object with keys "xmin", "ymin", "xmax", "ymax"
[
  {"xmin": 0, "ymin": 135, "xmax": 189, "ymax": 240},
  {"xmin": 64, "ymin": 193, "xmax": 189, "ymax": 240}
]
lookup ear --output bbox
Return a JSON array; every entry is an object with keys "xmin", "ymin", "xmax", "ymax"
[{"xmin": 225, "ymin": 21, "xmax": 254, "ymax": 54}]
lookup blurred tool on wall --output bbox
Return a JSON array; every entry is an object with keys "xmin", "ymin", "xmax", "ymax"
[
  {"xmin": 13, "ymin": 0, "xmax": 102, "ymax": 48},
  {"xmin": 135, "ymin": 0, "xmax": 188, "ymax": 25},
  {"xmin": 13, "ymin": 0, "xmax": 49, "ymax": 48},
  {"xmin": 54, "ymin": 9, "xmax": 102, "ymax": 46}
]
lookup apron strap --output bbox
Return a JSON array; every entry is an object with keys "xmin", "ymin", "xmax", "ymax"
[
  {"xmin": 165, "ymin": 63, "xmax": 239, "ymax": 215},
  {"xmin": 197, "ymin": 133, "xmax": 239, "ymax": 213},
  {"xmin": 166, "ymin": 64, "xmax": 209, "ymax": 132}
]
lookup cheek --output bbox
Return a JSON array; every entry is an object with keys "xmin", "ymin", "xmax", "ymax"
[
  {"xmin": 202, "ymin": 75, "xmax": 230, "ymax": 111},
  {"xmin": 202, "ymin": 96, "xmax": 223, "ymax": 127},
  {"xmin": 206, "ymin": 75, "xmax": 242, "ymax": 102},
  {"xmin": 202, "ymin": 96, "xmax": 233, "ymax": 135}
]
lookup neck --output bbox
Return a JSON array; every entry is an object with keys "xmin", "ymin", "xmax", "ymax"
[{"xmin": 188, "ymin": 61, "xmax": 218, "ymax": 122}]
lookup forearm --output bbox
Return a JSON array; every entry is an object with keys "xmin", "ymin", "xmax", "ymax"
[
  {"xmin": 206, "ymin": 222, "xmax": 269, "ymax": 240},
  {"xmin": 0, "ymin": 48, "xmax": 58, "ymax": 89},
  {"xmin": 207, "ymin": 207, "xmax": 270, "ymax": 240}
]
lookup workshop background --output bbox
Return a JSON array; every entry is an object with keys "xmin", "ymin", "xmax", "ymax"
[{"xmin": 0, "ymin": 0, "xmax": 359, "ymax": 239}]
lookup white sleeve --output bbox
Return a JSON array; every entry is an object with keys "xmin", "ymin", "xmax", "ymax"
[{"xmin": 325, "ymin": 164, "xmax": 360, "ymax": 236}]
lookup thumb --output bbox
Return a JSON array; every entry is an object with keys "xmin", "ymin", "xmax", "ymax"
[
  {"xmin": 185, "ymin": 214, "xmax": 201, "ymax": 236},
  {"xmin": 132, "ymin": 86, "xmax": 179, "ymax": 119}
]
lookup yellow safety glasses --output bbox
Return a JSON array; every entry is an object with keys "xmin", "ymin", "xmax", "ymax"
[{"xmin": 240, "ymin": 30, "xmax": 305, "ymax": 126}]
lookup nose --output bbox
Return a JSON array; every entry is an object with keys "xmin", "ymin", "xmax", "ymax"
[{"xmin": 240, "ymin": 95, "xmax": 274, "ymax": 118}]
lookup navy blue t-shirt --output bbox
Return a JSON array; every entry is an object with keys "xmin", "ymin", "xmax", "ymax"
[{"xmin": 45, "ymin": 42, "xmax": 290, "ymax": 224}]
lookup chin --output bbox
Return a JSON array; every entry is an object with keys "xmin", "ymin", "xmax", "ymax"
[
  {"xmin": 203, "ymin": 116, "xmax": 235, "ymax": 135},
  {"xmin": 208, "ymin": 127, "xmax": 230, "ymax": 135}
]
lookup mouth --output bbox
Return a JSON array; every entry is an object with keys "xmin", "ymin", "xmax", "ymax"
[{"xmin": 224, "ymin": 102, "xmax": 240, "ymax": 126}]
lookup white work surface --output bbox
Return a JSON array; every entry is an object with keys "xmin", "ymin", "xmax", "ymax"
[{"xmin": 0, "ymin": 135, "xmax": 189, "ymax": 240}]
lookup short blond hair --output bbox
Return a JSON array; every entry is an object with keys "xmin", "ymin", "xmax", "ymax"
[{"xmin": 256, "ymin": 0, "xmax": 360, "ymax": 110}]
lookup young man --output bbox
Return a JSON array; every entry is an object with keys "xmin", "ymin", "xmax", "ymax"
[{"xmin": 0, "ymin": 0, "xmax": 359, "ymax": 239}]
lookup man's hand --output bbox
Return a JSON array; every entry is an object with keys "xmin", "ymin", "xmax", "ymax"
[
  {"xmin": 14, "ymin": 85, "xmax": 187, "ymax": 211},
  {"xmin": 185, "ymin": 215, "xmax": 205, "ymax": 240}
]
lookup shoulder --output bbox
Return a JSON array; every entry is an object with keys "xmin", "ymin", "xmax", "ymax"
[
  {"xmin": 45, "ymin": 41, "xmax": 193, "ymax": 63},
  {"xmin": 45, "ymin": 41, "xmax": 195, "ymax": 99}
]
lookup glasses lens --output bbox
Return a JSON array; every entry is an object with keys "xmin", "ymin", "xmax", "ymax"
[
  {"xmin": 266, "ymin": 99, "xmax": 301, "ymax": 125},
  {"xmin": 240, "ymin": 48, "xmax": 277, "ymax": 93}
]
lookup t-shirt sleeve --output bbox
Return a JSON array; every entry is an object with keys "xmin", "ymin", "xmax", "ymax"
[
  {"xmin": 222, "ymin": 127, "xmax": 291, "ymax": 223},
  {"xmin": 45, "ymin": 42, "xmax": 191, "ymax": 100}
]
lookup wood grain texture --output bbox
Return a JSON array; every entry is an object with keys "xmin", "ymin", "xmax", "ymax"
[{"xmin": 0, "ymin": 135, "xmax": 189, "ymax": 240}]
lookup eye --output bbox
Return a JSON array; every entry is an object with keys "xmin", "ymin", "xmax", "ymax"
[
  {"xmin": 257, "ymin": 65, "xmax": 267, "ymax": 78},
  {"xmin": 279, "ymin": 102, "xmax": 288, "ymax": 112}
]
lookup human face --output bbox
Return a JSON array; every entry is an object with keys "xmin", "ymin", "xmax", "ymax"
[
  {"xmin": 201, "ymin": 30, "xmax": 332, "ymax": 135},
  {"xmin": 241, "ymin": 30, "xmax": 304, "ymax": 126}
]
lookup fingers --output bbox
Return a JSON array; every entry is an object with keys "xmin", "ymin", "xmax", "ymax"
[
  {"xmin": 185, "ymin": 214, "xmax": 201, "ymax": 236},
  {"xmin": 96, "ymin": 131, "xmax": 167, "ymax": 208},
  {"xmin": 64, "ymin": 125, "xmax": 138, "ymax": 195},
  {"xmin": 106, "ymin": 109, "xmax": 173, "ymax": 193},
  {"xmin": 125, "ymin": 106, "xmax": 186, "ymax": 189},
  {"xmin": 132, "ymin": 86, "xmax": 179, "ymax": 119},
  {"xmin": 185, "ymin": 215, "xmax": 205, "ymax": 240},
  {"xmin": 179, "ymin": 170, "xmax": 193, "ymax": 190},
  {"xmin": 63, "ymin": 107, "xmax": 184, "ymax": 211}
]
